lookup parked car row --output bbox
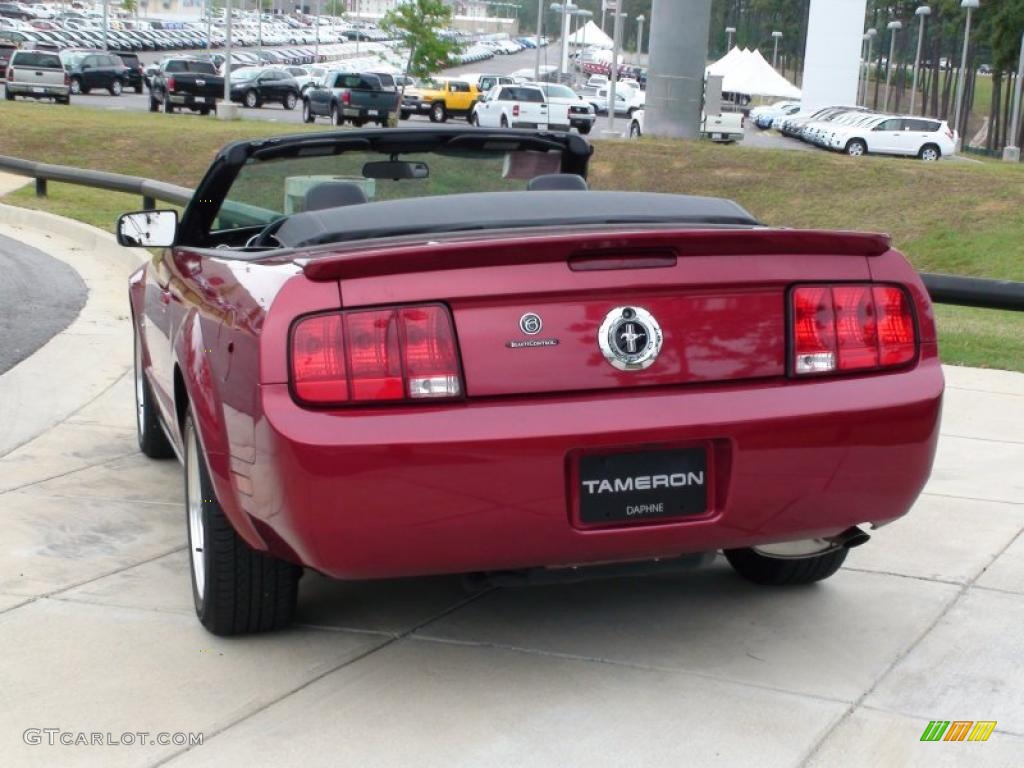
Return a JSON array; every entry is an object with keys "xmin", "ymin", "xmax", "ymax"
[
  {"xmin": 763, "ymin": 102, "xmax": 957, "ymax": 161},
  {"xmin": 0, "ymin": 10, "xmax": 394, "ymax": 54}
]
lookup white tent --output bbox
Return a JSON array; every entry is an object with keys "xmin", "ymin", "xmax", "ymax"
[
  {"xmin": 706, "ymin": 47, "xmax": 801, "ymax": 99},
  {"xmin": 569, "ymin": 20, "xmax": 613, "ymax": 49}
]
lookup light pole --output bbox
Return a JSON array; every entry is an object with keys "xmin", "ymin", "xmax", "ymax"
[
  {"xmin": 102, "ymin": 0, "xmax": 108, "ymax": 50},
  {"xmin": 953, "ymin": 0, "xmax": 980, "ymax": 151},
  {"xmin": 551, "ymin": 2, "xmax": 577, "ymax": 80},
  {"xmin": 257, "ymin": 0, "xmax": 263, "ymax": 53},
  {"xmin": 862, "ymin": 28, "xmax": 877, "ymax": 106},
  {"xmin": 909, "ymin": 5, "xmax": 930, "ymax": 115},
  {"xmin": 725, "ymin": 25, "xmax": 735, "ymax": 51},
  {"xmin": 771, "ymin": 30, "xmax": 782, "ymax": 70},
  {"xmin": 883, "ymin": 20, "xmax": 901, "ymax": 112},
  {"xmin": 315, "ymin": 0, "xmax": 321, "ymax": 62},
  {"xmin": 219, "ymin": 0, "xmax": 239, "ymax": 120},
  {"xmin": 354, "ymin": 0, "xmax": 360, "ymax": 58},
  {"xmin": 534, "ymin": 0, "xmax": 543, "ymax": 81},
  {"xmin": 605, "ymin": 10, "xmax": 625, "ymax": 136},
  {"xmin": 1004, "ymin": 31, "xmax": 1024, "ymax": 162},
  {"xmin": 574, "ymin": 8, "xmax": 592, "ymax": 79},
  {"xmin": 636, "ymin": 14, "xmax": 645, "ymax": 57}
]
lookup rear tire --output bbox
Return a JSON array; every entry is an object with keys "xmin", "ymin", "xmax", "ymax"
[
  {"xmin": 184, "ymin": 410, "xmax": 300, "ymax": 636},
  {"xmin": 109, "ymin": 79, "xmax": 122, "ymax": 96},
  {"xmin": 500, "ymin": 115, "xmax": 509, "ymax": 128},
  {"xmin": 302, "ymin": 99, "xmax": 315, "ymax": 123},
  {"xmin": 331, "ymin": 104, "xmax": 342, "ymax": 127},
  {"xmin": 283, "ymin": 91, "xmax": 297, "ymax": 110},
  {"xmin": 399, "ymin": 109, "xmax": 410, "ymax": 120},
  {"xmin": 724, "ymin": 546, "xmax": 848, "ymax": 586},
  {"xmin": 919, "ymin": 143, "xmax": 940, "ymax": 161},
  {"xmin": 471, "ymin": 113, "xmax": 480, "ymax": 126},
  {"xmin": 430, "ymin": 102, "xmax": 447, "ymax": 122},
  {"xmin": 243, "ymin": 89, "xmax": 259, "ymax": 109},
  {"xmin": 134, "ymin": 326, "xmax": 175, "ymax": 459},
  {"xmin": 69, "ymin": 77, "xmax": 82, "ymax": 96},
  {"xmin": 577, "ymin": 123, "xmax": 592, "ymax": 135}
]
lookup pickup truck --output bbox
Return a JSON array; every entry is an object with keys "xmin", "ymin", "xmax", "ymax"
[
  {"xmin": 628, "ymin": 108, "xmax": 746, "ymax": 144},
  {"xmin": 148, "ymin": 57, "xmax": 223, "ymax": 115},
  {"xmin": 586, "ymin": 83, "xmax": 645, "ymax": 117},
  {"xmin": 301, "ymin": 71, "xmax": 398, "ymax": 127},
  {"xmin": 400, "ymin": 78, "xmax": 481, "ymax": 122},
  {"xmin": 471, "ymin": 84, "xmax": 549, "ymax": 129}
]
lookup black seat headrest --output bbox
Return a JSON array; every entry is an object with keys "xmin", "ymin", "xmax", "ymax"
[
  {"xmin": 526, "ymin": 174, "xmax": 589, "ymax": 191},
  {"xmin": 304, "ymin": 181, "xmax": 369, "ymax": 212}
]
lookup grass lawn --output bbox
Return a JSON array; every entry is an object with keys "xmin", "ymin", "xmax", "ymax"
[{"xmin": 1, "ymin": 101, "xmax": 1022, "ymax": 371}]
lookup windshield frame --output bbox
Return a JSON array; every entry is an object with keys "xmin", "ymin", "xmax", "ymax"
[{"xmin": 177, "ymin": 127, "xmax": 593, "ymax": 250}]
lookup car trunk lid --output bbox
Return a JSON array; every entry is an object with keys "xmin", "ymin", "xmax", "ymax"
[{"xmin": 301, "ymin": 228, "xmax": 884, "ymax": 397}]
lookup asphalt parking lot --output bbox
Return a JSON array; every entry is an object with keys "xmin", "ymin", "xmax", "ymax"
[{"xmin": 0, "ymin": 197, "xmax": 1022, "ymax": 767}]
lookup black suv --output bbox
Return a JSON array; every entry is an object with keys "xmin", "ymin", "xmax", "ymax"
[
  {"xmin": 60, "ymin": 50, "xmax": 129, "ymax": 96},
  {"xmin": 112, "ymin": 50, "xmax": 144, "ymax": 93}
]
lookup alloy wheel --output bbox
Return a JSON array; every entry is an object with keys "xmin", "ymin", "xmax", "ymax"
[
  {"xmin": 133, "ymin": 332, "xmax": 145, "ymax": 437},
  {"xmin": 185, "ymin": 422, "xmax": 206, "ymax": 601}
]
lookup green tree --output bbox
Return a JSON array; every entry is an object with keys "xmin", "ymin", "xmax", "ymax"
[
  {"xmin": 381, "ymin": 0, "xmax": 463, "ymax": 81},
  {"xmin": 120, "ymin": 0, "xmax": 138, "ymax": 16}
]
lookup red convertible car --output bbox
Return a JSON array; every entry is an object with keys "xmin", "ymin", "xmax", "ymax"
[{"xmin": 119, "ymin": 128, "xmax": 943, "ymax": 635}]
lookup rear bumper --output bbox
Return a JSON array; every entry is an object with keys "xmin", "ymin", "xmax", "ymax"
[
  {"xmin": 8, "ymin": 83, "xmax": 69, "ymax": 97},
  {"xmin": 244, "ymin": 353, "xmax": 943, "ymax": 580},
  {"xmin": 172, "ymin": 93, "xmax": 217, "ymax": 107}
]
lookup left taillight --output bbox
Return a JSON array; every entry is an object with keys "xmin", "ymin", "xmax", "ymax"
[
  {"xmin": 290, "ymin": 304, "xmax": 462, "ymax": 406},
  {"xmin": 790, "ymin": 283, "xmax": 916, "ymax": 377}
]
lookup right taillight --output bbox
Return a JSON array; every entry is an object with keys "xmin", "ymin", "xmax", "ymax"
[
  {"xmin": 791, "ymin": 283, "xmax": 916, "ymax": 376},
  {"xmin": 166, "ymin": 76, "xmax": 176, "ymax": 91},
  {"xmin": 290, "ymin": 305, "xmax": 462, "ymax": 406}
]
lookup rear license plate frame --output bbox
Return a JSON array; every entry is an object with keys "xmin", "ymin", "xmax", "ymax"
[{"xmin": 573, "ymin": 445, "xmax": 710, "ymax": 527}]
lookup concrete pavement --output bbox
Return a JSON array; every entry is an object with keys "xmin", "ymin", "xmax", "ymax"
[{"xmin": 0, "ymin": 215, "xmax": 1022, "ymax": 767}]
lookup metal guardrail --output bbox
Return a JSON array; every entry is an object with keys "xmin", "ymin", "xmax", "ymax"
[
  {"xmin": 0, "ymin": 155, "xmax": 192, "ymax": 210},
  {"xmin": 0, "ymin": 154, "xmax": 1022, "ymax": 313},
  {"xmin": 920, "ymin": 273, "xmax": 1024, "ymax": 312}
]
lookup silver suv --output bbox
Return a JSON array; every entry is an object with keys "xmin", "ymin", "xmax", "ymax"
[{"xmin": 4, "ymin": 48, "xmax": 70, "ymax": 104}]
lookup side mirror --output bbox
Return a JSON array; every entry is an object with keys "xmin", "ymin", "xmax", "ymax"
[{"xmin": 116, "ymin": 210, "xmax": 177, "ymax": 247}]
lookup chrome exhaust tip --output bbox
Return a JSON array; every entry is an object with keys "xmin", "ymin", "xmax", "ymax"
[{"xmin": 831, "ymin": 525, "xmax": 871, "ymax": 550}]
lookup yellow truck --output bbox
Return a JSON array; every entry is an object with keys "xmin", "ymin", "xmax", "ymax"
[{"xmin": 400, "ymin": 78, "xmax": 481, "ymax": 123}]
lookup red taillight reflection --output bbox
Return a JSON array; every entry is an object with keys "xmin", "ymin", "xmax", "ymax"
[
  {"xmin": 833, "ymin": 285, "xmax": 879, "ymax": 370},
  {"xmin": 291, "ymin": 305, "xmax": 461, "ymax": 406},
  {"xmin": 344, "ymin": 310, "xmax": 403, "ymax": 401},
  {"xmin": 792, "ymin": 286, "xmax": 836, "ymax": 374},
  {"xmin": 791, "ymin": 284, "xmax": 916, "ymax": 376},
  {"xmin": 873, "ymin": 285, "xmax": 916, "ymax": 366},
  {"xmin": 291, "ymin": 314, "xmax": 348, "ymax": 403},
  {"xmin": 400, "ymin": 306, "xmax": 461, "ymax": 399}
]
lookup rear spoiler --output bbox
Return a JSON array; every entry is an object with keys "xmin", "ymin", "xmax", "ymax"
[{"xmin": 300, "ymin": 228, "xmax": 892, "ymax": 282}]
